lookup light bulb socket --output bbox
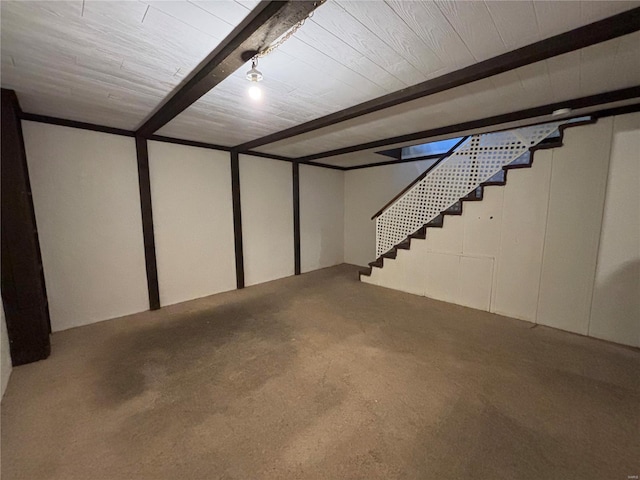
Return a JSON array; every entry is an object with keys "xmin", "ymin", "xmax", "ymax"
[{"xmin": 246, "ymin": 59, "xmax": 263, "ymax": 82}]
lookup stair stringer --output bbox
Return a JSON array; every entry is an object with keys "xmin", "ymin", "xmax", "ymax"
[
  {"xmin": 359, "ymin": 119, "xmax": 596, "ymax": 315},
  {"xmin": 361, "ymin": 188, "xmax": 503, "ymax": 311}
]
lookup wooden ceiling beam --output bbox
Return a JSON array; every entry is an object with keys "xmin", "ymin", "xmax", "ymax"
[
  {"xmin": 235, "ymin": 7, "xmax": 640, "ymax": 152},
  {"xmin": 297, "ymin": 86, "xmax": 640, "ymax": 162},
  {"xmin": 136, "ymin": 0, "xmax": 323, "ymax": 137}
]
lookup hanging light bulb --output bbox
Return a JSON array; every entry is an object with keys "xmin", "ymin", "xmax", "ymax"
[
  {"xmin": 246, "ymin": 58, "xmax": 263, "ymax": 101},
  {"xmin": 242, "ymin": 5, "xmax": 322, "ymax": 102},
  {"xmin": 248, "ymin": 85, "xmax": 262, "ymax": 100}
]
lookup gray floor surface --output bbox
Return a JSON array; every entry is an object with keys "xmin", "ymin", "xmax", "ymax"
[{"xmin": 2, "ymin": 264, "xmax": 639, "ymax": 479}]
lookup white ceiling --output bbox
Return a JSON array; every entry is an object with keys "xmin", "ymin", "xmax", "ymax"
[
  {"xmin": 156, "ymin": 0, "xmax": 640, "ymax": 149},
  {"xmin": 319, "ymin": 97, "xmax": 640, "ymax": 168},
  {"xmin": 258, "ymin": 31, "xmax": 640, "ymax": 160},
  {"xmin": 1, "ymin": 0, "xmax": 639, "ymax": 164},
  {"xmin": 1, "ymin": 0, "xmax": 253, "ymax": 129}
]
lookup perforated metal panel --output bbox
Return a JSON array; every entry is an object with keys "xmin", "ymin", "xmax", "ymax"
[{"xmin": 375, "ymin": 122, "xmax": 564, "ymax": 257}]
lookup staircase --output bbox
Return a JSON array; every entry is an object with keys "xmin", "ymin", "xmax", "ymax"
[{"xmin": 359, "ymin": 117, "xmax": 594, "ymax": 280}]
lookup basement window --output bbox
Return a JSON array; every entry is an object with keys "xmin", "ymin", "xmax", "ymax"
[{"xmin": 377, "ymin": 137, "xmax": 462, "ymax": 161}]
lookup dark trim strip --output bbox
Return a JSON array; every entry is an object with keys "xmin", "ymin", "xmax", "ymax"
[
  {"xmin": 135, "ymin": 136, "xmax": 160, "ymax": 310},
  {"xmin": 299, "ymin": 160, "xmax": 346, "ymax": 171},
  {"xmin": 230, "ymin": 151, "xmax": 245, "ymax": 289},
  {"xmin": 345, "ymin": 153, "xmax": 443, "ymax": 171},
  {"xmin": 137, "ymin": 1, "xmax": 324, "ymax": 136},
  {"xmin": 592, "ymin": 102, "xmax": 640, "ymax": 120},
  {"xmin": 20, "ymin": 112, "xmax": 135, "ymax": 137},
  {"xmin": 341, "ymin": 101, "xmax": 640, "ymax": 171},
  {"xmin": 235, "ymin": 7, "xmax": 640, "ymax": 151},
  {"xmin": 241, "ymin": 149, "xmax": 346, "ymax": 170},
  {"xmin": 149, "ymin": 135, "xmax": 231, "ymax": 152},
  {"xmin": 19, "ymin": 96, "xmax": 638, "ymax": 173},
  {"xmin": 292, "ymin": 162, "xmax": 301, "ymax": 275},
  {"xmin": 242, "ymin": 150, "xmax": 294, "ymax": 163},
  {"xmin": 371, "ymin": 136, "xmax": 469, "ymax": 219},
  {"xmin": 298, "ymin": 86, "xmax": 640, "ymax": 162},
  {"xmin": 18, "ymin": 111, "xmax": 349, "ymax": 170}
]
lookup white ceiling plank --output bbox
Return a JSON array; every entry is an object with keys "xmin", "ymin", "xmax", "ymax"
[
  {"xmin": 3, "ymin": 0, "xmax": 637, "ymax": 147},
  {"xmin": 533, "ymin": 1, "xmax": 581, "ymax": 39},
  {"xmin": 293, "ymin": 19, "xmax": 408, "ymax": 92},
  {"xmin": 1, "ymin": 0, "xmax": 234, "ymax": 128},
  {"xmin": 488, "ymin": 69, "xmax": 526, "ymax": 105},
  {"xmin": 188, "ymin": 1, "xmax": 251, "ymax": 26},
  {"xmin": 252, "ymin": 33, "xmax": 639, "ymax": 159},
  {"xmin": 234, "ymin": 0, "xmax": 260, "ymax": 10},
  {"xmin": 141, "ymin": 1, "xmax": 236, "ymax": 40},
  {"xmin": 82, "ymin": 1, "xmax": 149, "ymax": 23},
  {"xmin": 581, "ymin": 1, "xmax": 640, "ymax": 24},
  {"xmin": 336, "ymin": 1, "xmax": 444, "ymax": 77},
  {"xmin": 319, "ymin": 97, "xmax": 640, "ymax": 168},
  {"xmin": 385, "ymin": 0, "xmax": 475, "ymax": 70},
  {"xmin": 434, "ymin": 0, "xmax": 505, "ymax": 61},
  {"xmin": 546, "ymin": 52, "xmax": 581, "ymax": 104},
  {"xmin": 139, "ymin": 7, "xmax": 221, "ymax": 62},
  {"xmin": 484, "ymin": 1, "xmax": 539, "ymax": 50},
  {"xmin": 579, "ymin": 38, "xmax": 621, "ymax": 97},
  {"xmin": 309, "ymin": 0, "xmax": 426, "ymax": 86},
  {"xmin": 611, "ymin": 33, "xmax": 640, "ymax": 91},
  {"xmin": 276, "ymin": 36, "xmax": 387, "ymax": 98},
  {"xmin": 515, "ymin": 61, "xmax": 553, "ymax": 109}
]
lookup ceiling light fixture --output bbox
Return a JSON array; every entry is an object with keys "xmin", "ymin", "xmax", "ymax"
[
  {"xmin": 246, "ymin": 58, "xmax": 263, "ymax": 100},
  {"xmin": 552, "ymin": 107, "xmax": 572, "ymax": 116},
  {"xmin": 244, "ymin": 0, "xmax": 325, "ymax": 101}
]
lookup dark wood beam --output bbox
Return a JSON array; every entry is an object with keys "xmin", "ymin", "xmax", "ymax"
[
  {"xmin": 299, "ymin": 160, "xmax": 345, "ymax": 171},
  {"xmin": 591, "ymin": 102, "xmax": 640, "ymax": 120},
  {"xmin": 19, "ymin": 112, "xmax": 349, "ymax": 170},
  {"xmin": 344, "ymin": 153, "xmax": 443, "ymax": 171},
  {"xmin": 230, "ymin": 151, "xmax": 245, "ymax": 289},
  {"xmin": 297, "ymin": 86, "xmax": 640, "ymax": 162},
  {"xmin": 20, "ymin": 112, "xmax": 135, "ymax": 137},
  {"xmin": 148, "ymin": 135, "xmax": 231, "ymax": 152},
  {"xmin": 235, "ymin": 7, "xmax": 640, "ymax": 152},
  {"xmin": 135, "ymin": 136, "xmax": 160, "ymax": 310},
  {"xmin": 136, "ymin": 0, "xmax": 324, "ymax": 137},
  {"xmin": 1, "ymin": 89, "xmax": 51, "ymax": 365},
  {"xmin": 241, "ymin": 149, "xmax": 346, "ymax": 170}
]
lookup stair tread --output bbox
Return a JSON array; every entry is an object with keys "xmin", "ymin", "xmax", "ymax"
[{"xmin": 362, "ymin": 121, "xmax": 585, "ymax": 281}]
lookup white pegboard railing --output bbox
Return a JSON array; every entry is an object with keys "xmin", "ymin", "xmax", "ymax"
[{"xmin": 375, "ymin": 121, "xmax": 568, "ymax": 257}]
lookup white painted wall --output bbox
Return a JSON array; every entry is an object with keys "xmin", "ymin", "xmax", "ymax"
[
  {"xmin": 344, "ymin": 159, "xmax": 437, "ymax": 266},
  {"xmin": 23, "ymin": 122, "xmax": 149, "ymax": 331},
  {"xmin": 300, "ymin": 165, "xmax": 344, "ymax": 273},
  {"xmin": 1, "ymin": 298, "xmax": 11, "ymax": 398},
  {"xmin": 239, "ymin": 155, "xmax": 294, "ymax": 286},
  {"xmin": 361, "ymin": 114, "xmax": 640, "ymax": 346},
  {"xmin": 589, "ymin": 112, "xmax": 640, "ymax": 347},
  {"xmin": 148, "ymin": 142, "xmax": 236, "ymax": 306},
  {"xmin": 536, "ymin": 119, "xmax": 613, "ymax": 335}
]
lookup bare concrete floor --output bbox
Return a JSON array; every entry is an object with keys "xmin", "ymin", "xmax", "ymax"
[{"xmin": 2, "ymin": 264, "xmax": 639, "ymax": 479}]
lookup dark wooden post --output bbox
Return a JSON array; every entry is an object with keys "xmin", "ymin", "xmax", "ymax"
[
  {"xmin": 135, "ymin": 136, "xmax": 160, "ymax": 310},
  {"xmin": 1, "ymin": 89, "xmax": 51, "ymax": 365},
  {"xmin": 230, "ymin": 151, "xmax": 245, "ymax": 289},
  {"xmin": 293, "ymin": 162, "xmax": 301, "ymax": 275}
]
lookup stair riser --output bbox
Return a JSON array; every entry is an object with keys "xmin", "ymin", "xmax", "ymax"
[{"xmin": 361, "ymin": 119, "xmax": 594, "ymax": 281}]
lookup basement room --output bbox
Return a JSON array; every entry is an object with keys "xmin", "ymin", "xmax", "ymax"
[{"xmin": 1, "ymin": 1, "xmax": 639, "ymax": 479}]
